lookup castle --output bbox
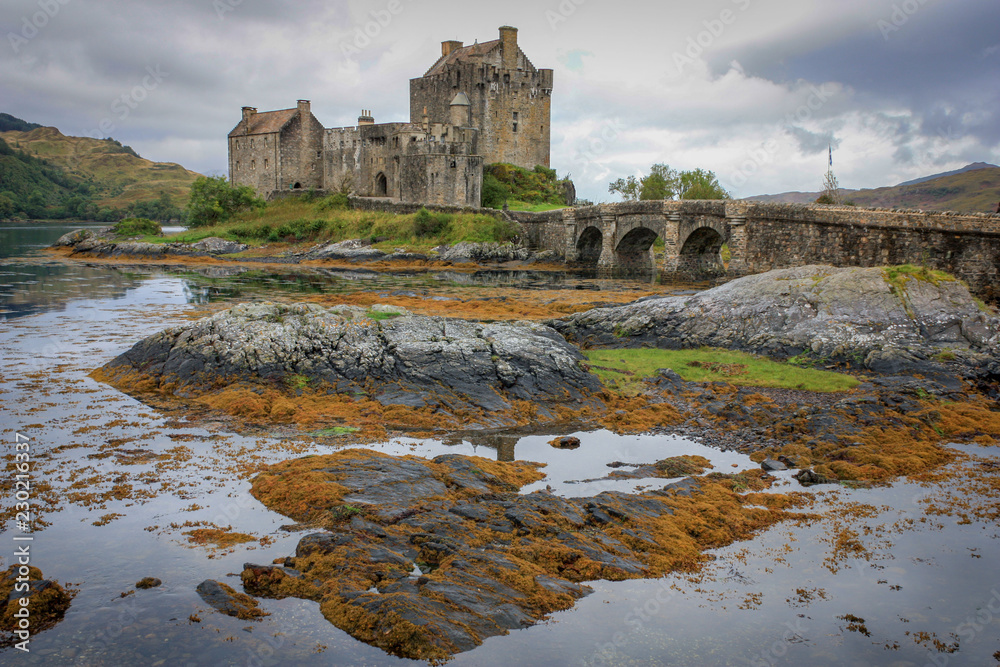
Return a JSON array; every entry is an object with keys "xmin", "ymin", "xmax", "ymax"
[{"xmin": 228, "ymin": 26, "xmax": 553, "ymax": 207}]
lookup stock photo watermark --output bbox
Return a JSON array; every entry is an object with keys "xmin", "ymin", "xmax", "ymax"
[
  {"xmin": 84, "ymin": 65, "xmax": 168, "ymax": 139},
  {"xmin": 10, "ymin": 431, "xmax": 34, "ymax": 652},
  {"xmin": 545, "ymin": 0, "xmax": 588, "ymax": 32},
  {"xmin": 340, "ymin": 0, "xmax": 409, "ymax": 62},
  {"xmin": 877, "ymin": 0, "xmax": 932, "ymax": 41},
  {"xmin": 7, "ymin": 0, "xmax": 71, "ymax": 54},
  {"xmin": 671, "ymin": 0, "xmax": 753, "ymax": 76}
]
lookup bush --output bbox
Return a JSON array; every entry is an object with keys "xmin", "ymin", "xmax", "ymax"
[
  {"xmin": 481, "ymin": 172, "xmax": 511, "ymax": 209},
  {"xmin": 112, "ymin": 217, "xmax": 161, "ymax": 237},
  {"xmin": 315, "ymin": 193, "xmax": 350, "ymax": 212},
  {"xmin": 413, "ymin": 208, "xmax": 450, "ymax": 237},
  {"xmin": 186, "ymin": 175, "xmax": 265, "ymax": 227}
]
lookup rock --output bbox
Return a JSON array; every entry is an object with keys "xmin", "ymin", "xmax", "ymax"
[
  {"xmin": 245, "ymin": 448, "xmax": 787, "ymax": 661},
  {"xmin": 549, "ymin": 436, "xmax": 581, "ymax": 449},
  {"xmin": 53, "ymin": 227, "xmax": 112, "ymax": 247},
  {"xmin": 438, "ymin": 242, "xmax": 532, "ymax": 264},
  {"xmin": 793, "ymin": 468, "xmax": 836, "ymax": 486},
  {"xmin": 0, "ymin": 566, "xmax": 72, "ymax": 646},
  {"xmin": 311, "ymin": 239, "xmax": 387, "ymax": 262},
  {"xmin": 195, "ymin": 580, "xmax": 268, "ymax": 620},
  {"xmin": 553, "ymin": 265, "xmax": 1000, "ymax": 377},
  {"xmin": 97, "ymin": 302, "xmax": 602, "ymax": 417},
  {"xmin": 135, "ymin": 577, "xmax": 161, "ymax": 589},
  {"xmin": 191, "ymin": 237, "xmax": 248, "ymax": 254},
  {"xmin": 761, "ymin": 459, "xmax": 787, "ymax": 471}
]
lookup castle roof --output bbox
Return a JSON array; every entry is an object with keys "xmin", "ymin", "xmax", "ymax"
[
  {"xmin": 423, "ymin": 39, "xmax": 501, "ymax": 77},
  {"xmin": 228, "ymin": 108, "xmax": 298, "ymax": 137}
]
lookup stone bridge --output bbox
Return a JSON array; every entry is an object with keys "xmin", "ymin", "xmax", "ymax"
[{"xmin": 515, "ymin": 200, "xmax": 1000, "ymax": 298}]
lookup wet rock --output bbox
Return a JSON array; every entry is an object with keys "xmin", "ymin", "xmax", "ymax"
[
  {"xmin": 191, "ymin": 237, "xmax": 248, "ymax": 254},
  {"xmin": 135, "ymin": 577, "xmax": 161, "ymax": 589},
  {"xmin": 438, "ymin": 241, "xmax": 532, "ymax": 264},
  {"xmin": 97, "ymin": 302, "xmax": 601, "ymax": 417},
  {"xmin": 553, "ymin": 265, "xmax": 1000, "ymax": 378},
  {"xmin": 550, "ymin": 436, "xmax": 581, "ymax": 449},
  {"xmin": 246, "ymin": 448, "xmax": 789, "ymax": 661},
  {"xmin": 53, "ymin": 227, "xmax": 112, "ymax": 247},
  {"xmin": 195, "ymin": 580, "xmax": 268, "ymax": 620},
  {"xmin": 794, "ymin": 469, "xmax": 837, "ymax": 486},
  {"xmin": 310, "ymin": 239, "xmax": 387, "ymax": 262},
  {"xmin": 761, "ymin": 459, "xmax": 787, "ymax": 471},
  {"xmin": 0, "ymin": 566, "xmax": 72, "ymax": 646}
]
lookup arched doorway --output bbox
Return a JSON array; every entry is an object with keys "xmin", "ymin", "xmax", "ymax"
[
  {"xmin": 375, "ymin": 172, "xmax": 387, "ymax": 196},
  {"xmin": 292, "ymin": 182, "xmax": 302, "ymax": 190},
  {"xmin": 575, "ymin": 226, "xmax": 603, "ymax": 266},
  {"xmin": 615, "ymin": 227, "xmax": 659, "ymax": 272}
]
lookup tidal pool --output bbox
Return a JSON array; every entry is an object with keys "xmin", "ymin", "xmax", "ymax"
[{"xmin": 1, "ymin": 222, "xmax": 998, "ymax": 665}]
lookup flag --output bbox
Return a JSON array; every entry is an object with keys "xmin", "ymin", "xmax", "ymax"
[{"xmin": 829, "ymin": 145, "xmax": 833, "ymax": 167}]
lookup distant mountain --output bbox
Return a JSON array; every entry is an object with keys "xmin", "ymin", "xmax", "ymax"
[
  {"xmin": 896, "ymin": 162, "xmax": 998, "ymax": 187},
  {"xmin": 745, "ymin": 163, "xmax": 1000, "ymax": 213}
]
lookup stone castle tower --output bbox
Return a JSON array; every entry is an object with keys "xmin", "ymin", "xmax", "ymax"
[
  {"xmin": 228, "ymin": 26, "xmax": 552, "ymax": 206},
  {"xmin": 410, "ymin": 26, "xmax": 553, "ymax": 169}
]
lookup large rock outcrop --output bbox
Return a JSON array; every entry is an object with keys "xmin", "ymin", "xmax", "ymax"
[
  {"xmin": 553, "ymin": 265, "xmax": 1000, "ymax": 376},
  {"xmin": 241, "ymin": 449, "xmax": 790, "ymax": 661},
  {"xmin": 97, "ymin": 302, "xmax": 601, "ymax": 413}
]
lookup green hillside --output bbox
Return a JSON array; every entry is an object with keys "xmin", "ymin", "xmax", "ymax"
[{"xmin": 1, "ymin": 124, "xmax": 201, "ymax": 220}]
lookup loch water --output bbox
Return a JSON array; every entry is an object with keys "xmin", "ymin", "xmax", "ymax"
[{"xmin": 1, "ymin": 222, "xmax": 998, "ymax": 666}]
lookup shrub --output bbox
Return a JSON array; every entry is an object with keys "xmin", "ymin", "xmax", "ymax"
[
  {"xmin": 315, "ymin": 193, "xmax": 350, "ymax": 212},
  {"xmin": 112, "ymin": 217, "xmax": 161, "ymax": 237},
  {"xmin": 413, "ymin": 208, "xmax": 450, "ymax": 237},
  {"xmin": 186, "ymin": 175, "xmax": 265, "ymax": 227}
]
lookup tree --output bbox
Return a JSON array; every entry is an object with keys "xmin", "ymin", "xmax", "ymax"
[
  {"xmin": 679, "ymin": 168, "xmax": 730, "ymax": 200},
  {"xmin": 608, "ymin": 174, "xmax": 640, "ymax": 201},
  {"xmin": 816, "ymin": 168, "xmax": 839, "ymax": 205},
  {"xmin": 609, "ymin": 164, "xmax": 728, "ymax": 202},
  {"xmin": 640, "ymin": 164, "xmax": 680, "ymax": 200},
  {"xmin": 0, "ymin": 194, "xmax": 13, "ymax": 219},
  {"xmin": 185, "ymin": 175, "xmax": 265, "ymax": 227}
]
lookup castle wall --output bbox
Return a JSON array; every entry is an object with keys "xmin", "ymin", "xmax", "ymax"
[
  {"xmin": 229, "ymin": 132, "xmax": 279, "ymax": 194},
  {"xmin": 277, "ymin": 113, "xmax": 325, "ymax": 192}
]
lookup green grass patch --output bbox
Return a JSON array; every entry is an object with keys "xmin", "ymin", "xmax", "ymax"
[
  {"xmin": 883, "ymin": 263, "xmax": 956, "ymax": 288},
  {"xmin": 506, "ymin": 199, "xmax": 567, "ymax": 212},
  {"xmin": 310, "ymin": 427, "xmax": 361, "ymax": 437},
  {"xmin": 155, "ymin": 198, "xmax": 521, "ymax": 252},
  {"xmin": 112, "ymin": 217, "xmax": 161, "ymax": 237},
  {"xmin": 584, "ymin": 347, "xmax": 860, "ymax": 394}
]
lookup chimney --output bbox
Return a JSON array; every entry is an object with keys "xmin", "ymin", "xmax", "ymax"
[
  {"xmin": 499, "ymin": 26, "xmax": 518, "ymax": 69},
  {"xmin": 422, "ymin": 106, "xmax": 429, "ymax": 132},
  {"xmin": 297, "ymin": 100, "xmax": 311, "ymax": 115},
  {"xmin": 358, "ymin": 109, "xmax": 374, "ymax": 126},
  {"xmin": 442, "ymin": 40, "xmax": 463, "ymax": 57},
  {"xmin": 242, "ymin": 106, "xmax": 256, "ymax": 123}
]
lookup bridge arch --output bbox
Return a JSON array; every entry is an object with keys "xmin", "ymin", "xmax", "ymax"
[
  {"xmin": 615, "ymin": 226, "xmax": 659, "ymax": 272},
  {"xmin": 575, "ymin": 226, "xmax": 603, "ymax": 266},
  {"xmin": 676, "ymin": 226, "xmax": 725, "ymax": 276}
]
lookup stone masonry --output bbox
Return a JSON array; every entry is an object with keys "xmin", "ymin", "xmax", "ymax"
[{"xmin": 228, "ymin": 26, "xmax": 551, "ymax": 207}]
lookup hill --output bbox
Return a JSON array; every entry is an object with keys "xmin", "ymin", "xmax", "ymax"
[
  {"xmin": 1, "ymin": 125, "xmax": 201, "ymax": 215},
  {"xmin": 746, "ymin": 164, "xmax": 1000, "ymax": 213},
  {"xmin": 896, "ymin": 162, "xmax": 998, "ymax": 187}
]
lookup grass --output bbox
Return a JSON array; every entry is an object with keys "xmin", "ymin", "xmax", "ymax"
[
  {"xmin": 585, "ymin": 347, "xmax": 860, "ymax": 394},
  {"xmin": 883, "ymin": 264, "xmax": 956, "ymax": 288},
  {"xmin": 366, "ymin": 309, "xmax": 402, "ymax": 321},
  {"xmin": 506, "ymin": 200, "xmax": 567, "ymax": 212},
  {"xmin": 151, "ymin": 198, "xmax": 521, "ymax": 252}
]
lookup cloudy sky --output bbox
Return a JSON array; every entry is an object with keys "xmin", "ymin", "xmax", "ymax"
[{"xmin": 2, "ymin": 0, "xmax": 998, "ymax": 203}]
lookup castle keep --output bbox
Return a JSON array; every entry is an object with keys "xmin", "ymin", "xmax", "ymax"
[{"xmin": 228, "ymin": 26, "xmax": 552, "ymax": 207}]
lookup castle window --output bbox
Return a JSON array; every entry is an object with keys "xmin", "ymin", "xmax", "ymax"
[
  {"xmin": 236, "ymin": 161, "xmax": 240, "ymax": 170},
  {"xmin": 513, "ymin": 112, "xmax": 518, "ymax": 120},
  {"xmin": 251, "ymin": 159, "xmax": 256, "ymax": 170},
  {"xmin": 264, "ymin": 159, "xmax": 268, "ymax": 169},
  {"xmin": 235, "ymin": 140, "xmax": 239, "ymax": 149},
  {"xmin": 250, "ymin": 139, "xmax": 254, "ymax": 149},
  {"xmin": 513, "ymin": 122, "xmax": 518, "ymax": 133},
  {"xmin": 316, "ymin": 151, "xmax": 321, "ymax": 158}
]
